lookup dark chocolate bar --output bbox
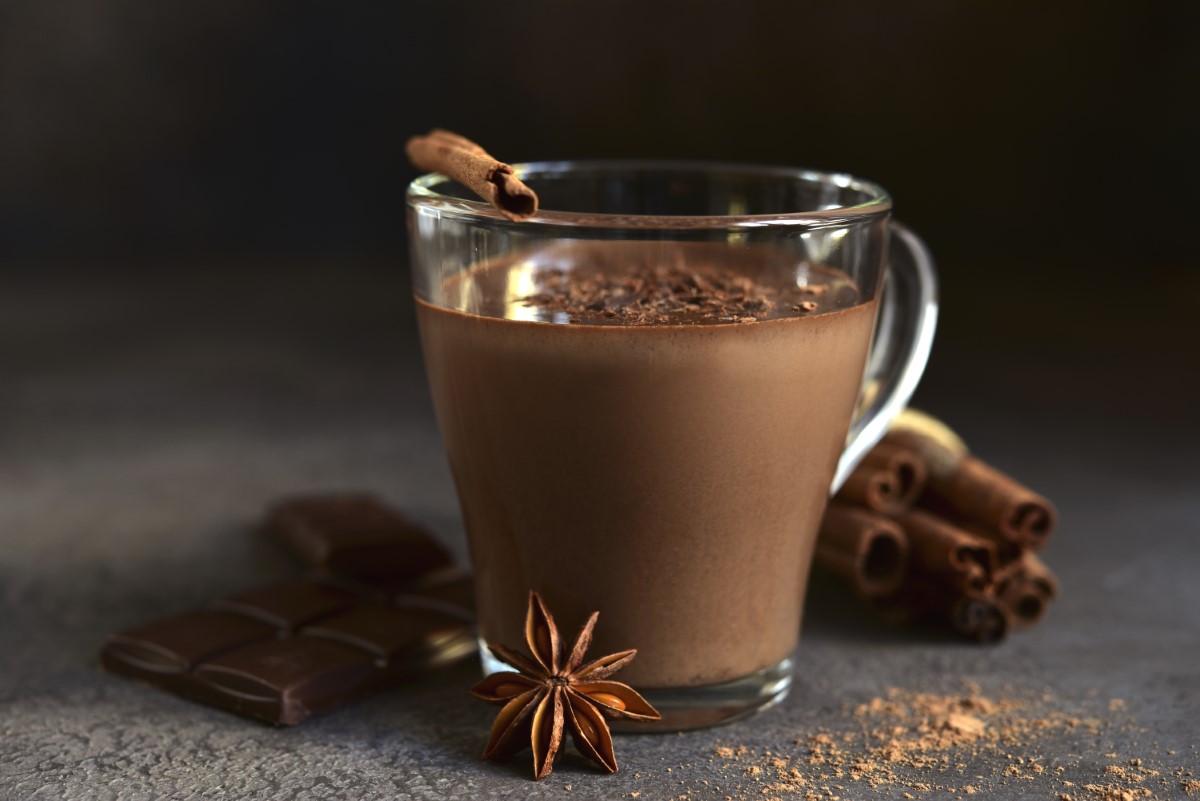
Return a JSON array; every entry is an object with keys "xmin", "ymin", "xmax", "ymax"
[
  {"xmin": 264, "ymin": 493, "xmax": 454, "ymax": 581},
  {"xmin": 101, "ymin": 575, "xmax": 476, "ymax": 725},
  {"xmin": 103, "ymin": 494, "xmax": 477, "ymax": 724}
]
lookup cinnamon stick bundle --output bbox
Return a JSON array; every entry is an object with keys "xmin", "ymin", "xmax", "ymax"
[
  {"xmin": 405, "ymin": 129, "xmax": 538, "ymax": 221},
  {"xmin": 814, "ymin": 505, "xmax": 909, "ymax": 597},
  {"xmin": 817, "ymin": 410, "xmax": 1060, "ymax": 643}
]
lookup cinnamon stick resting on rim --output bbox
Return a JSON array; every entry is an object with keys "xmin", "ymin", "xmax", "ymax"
[{"xmin": 405, "ymin": 129, "xmax": 539, "ymax": 221}]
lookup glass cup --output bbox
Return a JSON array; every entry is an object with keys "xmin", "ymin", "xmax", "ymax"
[{"xmin": 408, "ymin": 162, "xmax": 937, "ymax": 729}]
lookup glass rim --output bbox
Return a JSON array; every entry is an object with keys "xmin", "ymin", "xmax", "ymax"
[{"xmin": 407, "ymin": 159, "xmax": 892, "ymax": 229}]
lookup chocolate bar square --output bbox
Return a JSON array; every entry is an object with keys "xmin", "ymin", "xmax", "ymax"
[
  {"xmin": 101, "ymin": 610, "xmax": 275, "ymax": 676},
  {"xmin": 194, "ymin": 637, "xmax": 376, "ymax": 725},
  {"xmin": 210, "ymin": 578, "xmax": 360, "ymax": 631},
  {"xmin": 300, "ymin": 604, "xmax": 467, "ymax": 664}
]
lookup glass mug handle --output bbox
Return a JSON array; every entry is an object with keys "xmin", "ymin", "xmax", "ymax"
[{"xmin": 831, "ymin": 221, "xmax": 939, "ymax": 493}]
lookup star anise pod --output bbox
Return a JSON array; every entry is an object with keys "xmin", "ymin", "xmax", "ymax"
[{"xmin": 469, "ymin": 591, "xmax": 662, "ymax": 779}]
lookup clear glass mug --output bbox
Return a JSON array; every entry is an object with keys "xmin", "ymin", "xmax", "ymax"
[{"xmin": 408, "ymin": 163, "xmax": 937, "ymax": 729}]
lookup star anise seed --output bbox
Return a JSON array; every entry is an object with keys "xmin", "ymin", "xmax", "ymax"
[{"xmin": 469, "ymin": 591, "xmax": 661, "ymax": 779}]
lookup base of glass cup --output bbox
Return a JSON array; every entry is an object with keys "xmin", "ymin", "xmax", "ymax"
[{"xmin": 479, "ymin": 640, "xmax": 793, "ymax": 732}]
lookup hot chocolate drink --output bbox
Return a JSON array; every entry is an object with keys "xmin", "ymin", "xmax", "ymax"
[{"xmin": 416, "ymin": 241, "xmax": 877, "ymax": 687}]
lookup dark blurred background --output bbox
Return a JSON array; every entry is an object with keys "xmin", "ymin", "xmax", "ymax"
[
  {"xmin": 2, "ymin": 1, "xmax": 1198, "ymax": 424},
  {"xmin": 4, "ymin": 5, "xmax": 1200, "ymax": 787}
]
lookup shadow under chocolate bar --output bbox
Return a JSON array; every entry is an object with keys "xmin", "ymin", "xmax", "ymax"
[{"xmin": 101, "ymin": 575, "xmax": 476, "ymax": 725}]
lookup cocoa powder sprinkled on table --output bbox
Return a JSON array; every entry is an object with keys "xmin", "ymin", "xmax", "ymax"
[{"xmin": 695, "ymin": 685, "xmax": 1195, "ymax": 800}]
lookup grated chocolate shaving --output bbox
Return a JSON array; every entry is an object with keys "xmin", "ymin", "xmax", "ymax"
[{"xmin": 518, "ymin": 261, "xmax": 842, "ymax": 326}]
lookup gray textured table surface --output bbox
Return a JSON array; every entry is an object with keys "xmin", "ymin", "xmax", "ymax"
[{"xmin": 2, "ymin": 262, "xmax": 1197, "ymax": 801}]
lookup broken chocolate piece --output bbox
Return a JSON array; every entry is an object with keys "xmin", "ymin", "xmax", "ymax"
[
  {"xmin": 196, "ymin": 637, "xmax": 375, "ymax": 725},
  {"xmin": 264, "ymin": 493, "xmax": 454, "ymax": 581}
]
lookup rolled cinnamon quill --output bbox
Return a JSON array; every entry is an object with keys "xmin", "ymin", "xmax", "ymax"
[
  {"xmin": 884, "ymin": 409, "xmax": 967, "ymax": 476},
  {"xmin": 885, "ymin": 411, "xmax": 1056, "ymax": 551},
  {"xmin": 994, "ymin": 552, "xmax": 1059, "ymax": 629},
  {"xmin": 872, "ymin": 579, "xmax": 950, "ymax": 619},
  {"xmin": 815, "ymin": 504, "xmax": 909, "ymax": 597},
  {"xmin": 895, "ymin": 510, "xmax": 996, "ymax": 592},
  {"xmin": 835, "ymin": 441, "xmax": 928, "ymax": 514},
  {"xmin": 950, "ymin": 594, "xmax": 1011, "ymax": 644},
  {"xmin": 1019, "ymin": 551, "xmax": 1059, "ymax": 600},
  {"xmin": 925, "ymin": 456, "xmax": 1057, "ymax": 551},
  {"xmin": 872, "ymin": 582, "xmax": 944, "ymax": 626},
  {"xmin": 405, "ymin": 129, "xmax": 538, "ymax": 221}
]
